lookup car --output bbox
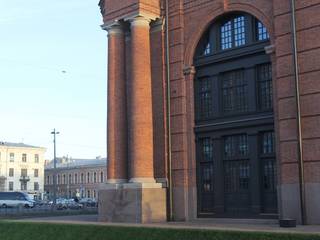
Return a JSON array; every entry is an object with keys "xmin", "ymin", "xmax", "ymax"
[
  {"xmin": 65, "ymin": 199, "xmax": 83, "ymax": 210},
  {"xmin": 79, "ymin": 198, "xmax": 97, "ymax": 207},
  {"xmin": 0, "ymin": 192, "xmax": 35, "ymax": 208}
]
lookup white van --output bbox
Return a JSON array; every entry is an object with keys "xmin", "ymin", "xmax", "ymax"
[{"xmin": 0, "ymin": 192, "xmax": 35, "ymax": 208}]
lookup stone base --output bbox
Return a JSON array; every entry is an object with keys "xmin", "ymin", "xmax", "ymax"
[{"xmin": 98, "ymin": 182, "xmax": 167, "ymax": 223}]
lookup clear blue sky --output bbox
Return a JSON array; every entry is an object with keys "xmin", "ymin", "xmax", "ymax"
[{"xmin": 0, "ymin": 0, "xmax": 107, "ymax": 160}]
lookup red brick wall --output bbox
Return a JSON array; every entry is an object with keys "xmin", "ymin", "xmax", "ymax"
[{"xmin": 101, "ymin": 0, "xmax": 320, "ymax": 222}]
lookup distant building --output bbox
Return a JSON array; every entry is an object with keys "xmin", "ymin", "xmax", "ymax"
[
  {"xmin": 0, "ymin": 142, "xmax": 46, "ymax": 199},
  {"xmin": 44, "ymin": 156, "xmax": 107, "ymax": 200}
]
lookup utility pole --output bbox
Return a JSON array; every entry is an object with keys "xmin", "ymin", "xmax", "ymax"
[{"xmin": 51, "ymin": 129, "xmax": 60, "ymax": 205}]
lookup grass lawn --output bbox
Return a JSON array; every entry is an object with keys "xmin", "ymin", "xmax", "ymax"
[{"xmin": 0, "ymin": 222, "xmax": 320, "ymax": 240}]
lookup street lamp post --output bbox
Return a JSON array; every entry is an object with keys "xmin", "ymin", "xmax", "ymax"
[{"xmin": 51, "ymin": 129, "xmax": 60, "ymax": 205}]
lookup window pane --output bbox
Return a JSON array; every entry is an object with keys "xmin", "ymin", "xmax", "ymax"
[
  {"xmin": 221, "ymin": 20, "xmax": 232, "ymax": 50},
  {"xmin": 234, "ymin": 16, "xmax": 246, "ymax": 47},
  {"xmin": 258, "ymin": 63, "xmax": 273, "ymax": 110},
  {"xmin": 201, "ymin": 138, "xmax": 213, "ymax": 162},
  {"xmin": 261, "ymin": 131, "xmax": 275, "ymax": 154},
  {"xmin": 201, "ymin": 163, "xmax": 214, "ymax": 192},
  {"xmin": 222, "ymin": 70, "xmax": 248, "ymax": 113},
  {"xmin": 263, "ymin": 159, "xmax": 276, "ymax": 191},
  {"xmin": 203, "ymin": 42, "xmax": 211, "ymax": 55},
  {"xmin": 224, "ymin": 134, "xmax": 248, "ymax": 158},
  {"xmin": 224, "ymin": 160, "xmax": 250, "ymax": 192},
  {"xmin": 10, "ymin": 153, "xmax": 14, "ymax": 162},
  {"xmin": 257, "ymin": 21, "xmax": 269, "ymax": 41},
  {"xmin": 199, "ymin": 78, "xmax": 213, "ymax": 119}
]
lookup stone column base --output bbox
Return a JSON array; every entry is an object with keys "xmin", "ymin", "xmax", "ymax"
[{"xmin": 98, "ymin": 182, "xmax": 167, "ymax": 223}]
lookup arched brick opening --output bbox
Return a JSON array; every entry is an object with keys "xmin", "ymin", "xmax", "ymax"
[
  {"xmin": 182, "ymin": 6, "xmax": 278, "ymax": 219},
  {"xmin": 184, "ymin": 4, "xmax": 274, "ymax": 67}
]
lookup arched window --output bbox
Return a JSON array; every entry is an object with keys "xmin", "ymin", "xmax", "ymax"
[
  {"xmin": 87, "ymin": 172, "xmax": 90, "ymax": 183},
  {"xmin": 196, "ymin": 14, "xmax": 269, "ymax": 57},
  {"xmin": 63, "ymin": 174, "xmax": 66, "ymax": 184},
  {"xmin": 194, "ymin": 13, "xmax": 276, "ymax": 217},
  {"xmin": 75, "ymin": 173, "xmax": 78, "ymax": 184},
  {"xmin": 94, "ymin": 172, "xmax": 97, "ymax": 183},
  {"xmin": 81, "ymin": 173, "xmax": 84, "ymax": 183},
  {"xmin": 100, "ymin": 172, "xmax": 104, "ymax": 183}
]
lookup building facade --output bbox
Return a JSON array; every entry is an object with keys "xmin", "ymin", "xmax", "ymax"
[
  {"xmin": 98, "ymin": 0, "xmax": 320, "ymax": 224},
  {"xmin": 0, "ymin": 142, "xmax": 46, "ymax": 199},
  {"xmin": 44, "ymin": 157, "xmax": 107, "ymax": 200}
]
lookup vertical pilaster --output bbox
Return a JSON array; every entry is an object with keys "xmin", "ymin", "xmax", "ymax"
[
  {"xmin": 106, "ymin": 23, "xmax": 128, "ymax": 183},
  {"xmin": 127, "ymin": 16, "xmax": 155, "ymax": 183}
]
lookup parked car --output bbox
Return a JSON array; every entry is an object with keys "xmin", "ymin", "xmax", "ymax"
[
  {"xmin": 65, "ymin": 199, "xmax": 83, "ymax": 210},
  {"xmin": 79, "ymin": 198, "xmax": 97, "ymax": 207},
  {"xmin": 0, "ymin": 192, "xmax": 35, "ymax": 208}
]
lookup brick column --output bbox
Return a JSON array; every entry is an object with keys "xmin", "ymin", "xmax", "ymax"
[
  {"xmin": 128, "ymin": 16, "xmax": 155, "ymax": 183},
  {"xmin": 106, "ymin": 23, "xmax": 127, "ymax": 183}
]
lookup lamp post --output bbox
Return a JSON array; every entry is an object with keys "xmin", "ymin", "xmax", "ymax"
[{"xmin": 51, "ymin": 129, "xmax": 60, "ymax": 205}]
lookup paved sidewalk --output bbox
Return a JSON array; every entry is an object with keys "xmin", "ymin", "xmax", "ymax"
[{"xmin": 12, "ymin": 214, "xmax": 320, "ymax": 235}]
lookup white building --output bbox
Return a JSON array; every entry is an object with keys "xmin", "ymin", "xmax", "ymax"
[{"xmin": 0, "ymin": 142, "xmax": 46, "ymax": 199}]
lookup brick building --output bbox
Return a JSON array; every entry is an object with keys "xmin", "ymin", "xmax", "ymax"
[
  {"xmin": 98, "ymin": 0, "xmax": 320, "ymax": 225},
  {"xmin": 45, "ymin": 157, "xmax": 107, "ymax": 200}
]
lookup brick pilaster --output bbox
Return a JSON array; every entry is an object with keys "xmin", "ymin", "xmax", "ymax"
[
  {"xmin": 127, "ymin": 16, "xmax": 155, "ymax": 183},
  {"xmin": 106, "ymin": 23, "xmax": 128, "ymax": 183}
]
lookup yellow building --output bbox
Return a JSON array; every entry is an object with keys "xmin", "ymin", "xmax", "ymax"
[{"xmin": 0, "ymin": 142, "xmax": 46, "ymax": 199}]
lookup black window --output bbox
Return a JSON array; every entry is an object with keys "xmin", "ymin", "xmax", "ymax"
[
  {"xmin": 198, "ymin": 78, "xmax": 213, "ymax": 119},
  {"xmin": 21, "ymin": 169, "xmax": 27, "ymax": 177},
  {"xmin": 81, "ymin": 173, "xmax": 84, "ymax": 183},
  {"xmin": 260, "ymin": 131, "xmax": 276, "ymax": 193},
  {"xmin": 224, "ymin": 134, "xmax": 250, "ymax": 192},
  {"xmin": 202, "ymin": 32, "xmax": 211, "ymax": 56},
  {"xmin": 34, "ymin": 154, "xmax": 39, "ymax": 163},
  {"xmin": 75, "ymin": 173, "xmax": 78, "ymax": 184},
  {"xmin": 222, "ymin": 70, "xmax": 248, "ymax": 114},
  {"xmin": 21, "ymin": 182, "xmax": 27, "ymax": 191},
  {"xmin": 234, "ymin": 16, "xmax": 246, "ymax": 47},
  {"xmin": 10, "ymin": 153, "xmax": 14, "ymax": 162},
  {"xmin": 34, "ymin": 169, "xmax": 39, "ymax": 178},
  {"xmin": 9, "ymin": 168, "xmax": 14, "ymax": 177},
  {"xmin": 257, "ymin": 21, "xmax": 269, "ymax": 41},
  {"xmin": 221, "ymin": 20, "xmax": 232, "ymax": 50},
  {"xmin": 198, "ymin": 138, "xmax": 214, "ymax": 212},
  {"xmin": 257, "ymin": 63, "xmax": 273, "ymax": 110},
  {"xmin": 261, "ymin": 131, "xmax": 275, "ymax": 155},
  {"xmin": 221, "ymin": 15, "xmax": 246, "ymax": 50},
  {"xmin": 100, "ymin": 172, "xmax": 104, "ymax": 183},
  {"xmin": 224, "ymin": 134, "xmax": 249, "ymax": 158},
  {"xmin": 94, "ymin": 172, "xmax": 97, "ymax": 183},
  {"xmin": 224, "ymin": 160, "xmax": 250, "ymax": 192},
  {"xmin": 34, "ymin": 182, "xmax": 39, "ymax": 191}
]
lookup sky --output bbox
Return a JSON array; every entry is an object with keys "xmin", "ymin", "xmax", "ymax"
[{"xmin": 0, "ymin": 0, "xmax": 107, "ymax": 160}]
